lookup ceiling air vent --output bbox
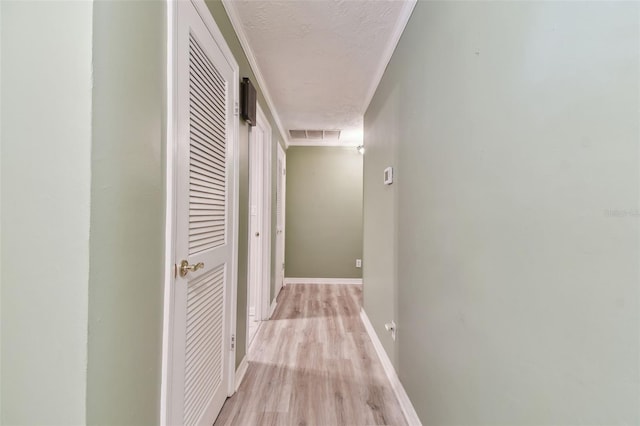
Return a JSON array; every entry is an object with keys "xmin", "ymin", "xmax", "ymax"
[
  {"xmin": 323, "ymin": 130, "xmax": 341, "ymax": 140},
  {"xmin": 306, "ymin": 130, "xmax": 323, "ymax": 139},
  {"xmin": 288, "ymin": 130, "xmax": 342, "ymax": 140}
]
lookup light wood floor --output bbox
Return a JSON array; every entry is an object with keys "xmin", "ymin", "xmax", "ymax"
[{"xmin": 214, "ymin": 284, "xmax": 407, "ymax": 426}]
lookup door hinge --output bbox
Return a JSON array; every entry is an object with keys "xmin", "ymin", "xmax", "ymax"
[
  {"xmin": 230, "ymin": 334, "xmax": 236, "ymax": 350},
  {"xmin": 234, "ymin": 101, "xmax": 239, "ymax": 117}
]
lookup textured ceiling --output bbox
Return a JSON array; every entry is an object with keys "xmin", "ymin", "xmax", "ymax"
[{"xmin": 227, "ymin": 0, "xmax": 410, "ymax": 145}]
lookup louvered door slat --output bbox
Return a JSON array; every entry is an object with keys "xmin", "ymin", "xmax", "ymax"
[
  {"xmin": 189, "ymin": 45, "xmax": 226, "ymax": 96},
  {"xmin": 190, "ymin": 108, "xmax": 225, "ymax": 142},
  {"xmin": 189, "ymin": 72, "xmax": 226, "ymax": 118},
  {"xmin": 189, "ymin": 127, "xmax": 225, "ymax": 155},
  {"xmin": 190, "ymin": 220, "xmax": 225, "ymax": 229},
  {"xmin": 188, "ymin": 62, "xmax": 226, "ymax": 103},
  {"xmin": 190, "ymin": 193, "xmax": 225, "ymax": 203},
  {"xmin": 189, "ymin": 118, "xmax": 225, "ymax": 149},
  {"xmin": 189, "ymin": 236, "xmax": 225, "ymax": 249},
  {"xmin": 186, "ymin": 306, "xmax": 224, "ymax": 357},
  {"xmin": 189, "ymin": 208, "xmax": 225, "ymax": 216},
  {"xmin": 190, "ymin": 140, "xmax": 226, "ymax": 167},
  {"xmin": 190, "ymin": 173, "xmax": 224, "ymax": 190},
  {"xmin": 191, "ymin": 149, "xmax": 225, "ymax": 174},
  {"xmin": 190, "ymin": 55, "xmax": 226, "ymax": 97},
  {"xmin": 190, "ymin": 134, "xmax": 225, "ymax": 164},
  {"xmin": 190, "ymin": 192, "xmax": 224, "ymax": 203},
  {"xmin": 186, "ymin": 316, "xmax": 224, "ymax": 366},
  {"xmin": 190, "ymin": 232, "xmax": 225, "ymax": 244},
  {"xmin": 189, "ymin": 97, "xmax": 226, "ymax": 136},
  {"xmin": 189, "ymin": 85, "xmax": 226, "ymax": 127},
  {"xmin": 186, "ymin": 286, "xmax": 221, "ymax": 326},
  {"xmin": 190, "ymin": 137, "xmax": 226, "ymax": 167},
  {"xmin": 189, "ymin": 39, "xmax": 226, "ymax": 94},
  {"xmin": 189, "ymin": 47, "xmax": 226, "ymax": 98},
  {"xmin": 191, "ymin": 159, "xmax": 225, "ymax": 181},
  {"xmin": 187, "ymin": 30, "xmax": 228, "ymax": 257},
  {"xmin": 183, "ymin": 263, "xmax": 225, "ymax": 425}
]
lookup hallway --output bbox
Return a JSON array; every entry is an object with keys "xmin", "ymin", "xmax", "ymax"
[{"xmin": 214, "ymin": 285, "xmax": 406, "ymax": 425}]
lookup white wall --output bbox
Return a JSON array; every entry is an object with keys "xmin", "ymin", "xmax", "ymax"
[{"xmin": 0, "ymin": 1, "xmax": 93, "ymax": 423}]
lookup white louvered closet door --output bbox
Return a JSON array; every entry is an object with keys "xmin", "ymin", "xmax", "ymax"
[{"xmin": 171, "ymin": 1, "xmax": 237, "ymax": 425}]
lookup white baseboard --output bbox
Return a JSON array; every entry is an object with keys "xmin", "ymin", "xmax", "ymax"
[
  {"xmin": 234, "ymin": 355, "xmax": 248, "ymax": 392},
  {"xmin": 269, "ymin": 298, "xmax": 277, "ymax": 318},
  {"xmin": 284, "ymin": 277, "xmax": 363, "ymax": 285},
  {"xmin": 268, "ymin": 281, "xmax": 285, "ymax": 318},
  {"xmin": 360, "ymin": 308, "xmax": 422, "ymax": 426}
]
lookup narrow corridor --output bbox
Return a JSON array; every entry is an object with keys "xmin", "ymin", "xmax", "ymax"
[{"xmin": 214, "ymin": 285, "xmax": 406, "ymax": 425}]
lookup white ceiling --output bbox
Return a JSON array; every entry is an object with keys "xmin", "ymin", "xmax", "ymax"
[{"xmin": 224, "ymin": 0, "xmax": 416, "ymax": 146}]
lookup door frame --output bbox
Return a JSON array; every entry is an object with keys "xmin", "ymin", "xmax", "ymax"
[
  {"xmin": 275, "ymin": 143, "xmax": 286, "ymax": 294},
  {"xmin": 246, "ymin": 104, "xmax": 272, "ymax": 346},
  {"xmin": 160, "ymin": 0, "xmax": 240, "ymax": 423}
]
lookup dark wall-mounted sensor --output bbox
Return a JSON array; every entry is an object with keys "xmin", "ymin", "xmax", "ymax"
[{"xmin": 241, "ymin": 77, "xmax": 257, "ymax": 126}]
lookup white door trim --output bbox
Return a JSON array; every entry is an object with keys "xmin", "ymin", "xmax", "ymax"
[
  {"xmin": 160, "ymin": 0, "xmax": 240, "ymax": 423},
  {"xmin": 246, "ymin": 104, "xmax": 272, "ymax": 350},
  {"xmin": 275, "ymin": 143, "xmax": 286, "ymax": 294},
  {"xmin": 257, "ymin": 105, "xmax": 272, "ymax": 321}
]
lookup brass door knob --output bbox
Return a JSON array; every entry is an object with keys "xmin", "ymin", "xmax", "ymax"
[{"xmin": 179, "ymin": 260, "xmax": 204, "ymax": 277}]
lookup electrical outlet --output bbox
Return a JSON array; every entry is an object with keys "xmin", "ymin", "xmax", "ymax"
[
  {"xmin": 385, "ymin": 321, "xmax": 397, "ymax": 341},
  {"xmin": 356, "ymin": 259, "xmax": 362, "ymax": 268}
]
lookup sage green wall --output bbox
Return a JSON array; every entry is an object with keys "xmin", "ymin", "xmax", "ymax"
[
  {"xmin": 0, "ymin": 1, "xmax": 93, "ymax": 423},
  {"xmin": 285, "ymin": 147, "xmax": 363, "ymax": 279},
  {"xmin": 86, "ymin": 1, "xmax": 165, "ymax": 424},
  {"xmin": 364, "ymin": 1, "xmax": 639, "ymax": 424},
  {"xmin": 363, "ymin": 88, "xmax": 399, "ymax": 367},
  {"xmin": 204, "ymin": 0, "xmax": 287, "ymax": 368}
]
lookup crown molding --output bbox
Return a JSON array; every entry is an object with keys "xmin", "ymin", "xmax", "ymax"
[
  {"xmin": 222, "ymin": 0, "xmax": 290, "ymax": 148},
  {"xmin": 361, "ymin": 0, "xmax": 417, "ymax": 115}
]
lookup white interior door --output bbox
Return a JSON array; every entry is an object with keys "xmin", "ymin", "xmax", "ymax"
[
  {"xmin": 275, "ymin": 144, "xmax": 286, "ymax": 292},
  {"xmin": 167, "ymin": 1, "xmax": 239, "ymax": 424},
  {"xmin": 247, "ymin": 105, "xmax": 272, "ymax": 346},
  {"xmin": 247, "ymin": 122, "xmax": 264, "ymax": 344}
]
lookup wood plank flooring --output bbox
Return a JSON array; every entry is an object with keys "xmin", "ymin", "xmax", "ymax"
[{"xmin": 214, "ymin": 284, "xmax": 407, "ymax": 426}]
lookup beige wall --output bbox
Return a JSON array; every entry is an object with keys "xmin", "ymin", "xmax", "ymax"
[
  {"xmin": 364, "ymin": 1, "xmax": 639, "ymax": 424},
  {"xmin": 1, "ymin": 1, "xmax": 93, "ymax": 423},
  {"xmin": 285, "ymin": 146, "xmax": 363, "ymax": 279}
]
